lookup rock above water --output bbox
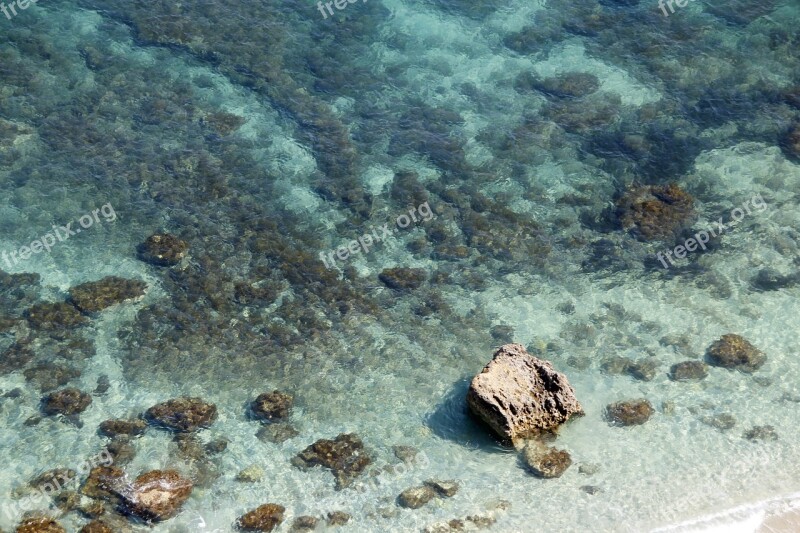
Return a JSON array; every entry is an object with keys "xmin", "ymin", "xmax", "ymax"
[
  {"xmin": 378, "ymin": 267, "xmax": 427, "ymax": 290},
  {"xmin": 250, "ymin": 391, "xmax": 293, "ymax": 422},
  {"xmin": 137, "ymin": 233, "xmax": 189, "ymax": 266},
  {"xmin": 398, "ymin": 485, "xmax": 437, "ymax": 509},
  {"xmin": 522, "ymin": 442, "xmax": 572, "ymax": 478},
  {"xmin": 467, "ymin": 344, "xmax": 583, "ymax": 444},
  {"xmin": 605, "ymin": 399, "xmax": 654, "ymax": 426},
  {"xmin": 15, "ymin": 516, "xmax": 66, "ymax": 533},
  {"xmin": 41, "ymin": 388, "xmax": 92, "ymax": 416},
  {"xmin": 236, "ymin": 504, "xmax": 285, "ymax": 532},
  {"xmin": 119, "ymin": 470, "xmax": 193, "ymax": 522},
  {"xmin": 705, "ymin": 334, "xmax": 765, "ymax": 372},
  {"xmin": 69, "ymin": 277, "xmax": 147, "ymax": 313},
  {"xmin": 670, "ymin": 361, "xmax": 708, "ymax": 381},
  {"xmin": 615, "ymin": 183, "xmax": 695, "ymax": 241},
  {"xmin": 145, "ymin": 397, "xmax": 218, "ymax": 432},
  {"xmin": 25, "ymin": 302, "xmax": 88, "ymax": 330},
  {"xmin": 292, "ymin": 433, "xmax": 371, "ymax": 490},
  {"xmin": 98, "ymin": 418, "xmax": 148, "ymax": 438}
]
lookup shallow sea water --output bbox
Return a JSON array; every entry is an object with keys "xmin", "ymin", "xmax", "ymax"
[{"xmin": 1, "ymin": 0, "xmax": 800, "ymax": 531}]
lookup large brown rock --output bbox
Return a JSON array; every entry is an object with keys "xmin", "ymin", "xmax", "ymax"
[
  {"xmin": 137, "ymin": 233, "xmax": 189, "ymax": 266},
  {"xmin": 118, "ymin": 470, "xmax": 193, "ymax": 522},
  {"xmin": 616, "ymin": 183, "xmax": 695, "ymax": 241},
  {"xmin": 292, "ymin": 433, "xmax": 371, "ymax": 490},
  {"xmin": 41, "ymin": 388, "xmax": 92, "ymax": 416},
  {"xmin": 250, "ymin": 391, "xmax": 293, "ymax": 422},
  {"xmin": 145, "ymin": 397, "xmax": 217, "ymax": 432},
  {"xmin": 467, "ymin": 344, "xmax": 583, "ymax": 444}
]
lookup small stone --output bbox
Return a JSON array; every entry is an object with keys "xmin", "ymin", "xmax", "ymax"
[
  {"xmin": 700, "ymin": 413, "xmax": 737, "ymax": 431},
  {"xmin": 15, "ymin": 516, "xmax": 65, "ymax": 533},
  {"xmin": 293, "ymin": 433, "xmax": 371, "ymax": 490},
  {"xmin": 378, "ymin": 267, "xmax": 427, "ymax": 290},
  {"xmin": 522, "ymin": 443, "xmax": 572, "ymax": 478},
  {"xmin": 670, "ymin": 361, "xmax": 709, "ymax": 381},
  {"xmin": 706, "ymin": 334, "xmax": 765, "ymax": 372},
  {"xmin": 24, "ymin": 364, "xmax": 81, "ymax": 392},
  {"xmin": 236, "ymin": 465, "xmax": 264, "ymax": 483},
  {"xmin": 605, "ymin": 399, "xmax": 654, "ymax": 426},
  {"xmin": 490, "ymin": 324, "xmax": 514, "ymax": 343},
  {"xmin": 392, "ymin": 445, "xmax": 419, "ymax": 464},
  {"xmin": 580, "ymin": 485, "xmax": 602, "ymax": 495},
  {"xmin": 250, "ymin": 391, "xmax": 293, "ymax": 422},
  {"xmin": 398, "ymin": 485, "xmax": 436, "ymax": 509},
  {"xmin": 627, "ymin": 359, "xmax": 659, "ymax": 381},
  {"xmin": 53, "ymin": 490, "xmax": 81, "ymax": 511},
  {"xmin": 600, "ymin": 356, "xmax": 633, "ymax": 375},
  {"xmin": 69, "ymin": 277, "xmax": 147, "ymax": 313},
  {"xmin": 256, "ymin": 423, "xmax": 299, "ymax": 444},
  {"xmin": 326, "ymin": 511, "xmax": 350, "ymax": 526},
  {"xmin": 204, "ymin": 111, "xmax": 246, "ymax": 135},
  {"xmin": 578, "ymin": 463, "xmax": 599, "ymax": 475},
  {"xmin": 78, "ymin": 520, "xmax": 113, "ymax": 533},
  {"xmin": 290, "ymin": 516, "xmax": 319, "ymax": 531},
  {"xmin": 662, "ymin": 401, "xmax": 676, "ymax": 415},
  {"xmin": 145, "ymin": 397, "xmax": 217, "ymax": 432},
  {"xmin": 106, "ymin": 437, "xmax": 136, "ymax": 465},
  {"xmin": 94, "ymin": 375, "xmax": 111, "ymax": 395},
  {"xmin": 466, "ymin": 515, "xmax": 496, "ymax": 528},
  {"xmin": 137, "ymin": 233, "xmax": 189, "ymax": 266},
  {"xmin": 204, "ymin": 438, "xmax": 229, "ymax": 455},
  {"xmin": 98, "ymin": 418, "xmax": 148, "ymax": 438},
  {"xmin": 80, "ymin": 466, "xmax": 126, "ymax": 503},
  {"xmin": 236, "ymin": 504, "xmax": 285, "ymax": 532},
  {"xmin": 24, "ymin": 416, "xmax": 42, "ymax": 426},
  {"xmin": 743, "ymin": 425, "xmax": 778, "ymax": 441},
  {"xmin": 566, "ymin": 356, "xmax": 591, "ymax": 370},
  {"xmin": 78, "ymin": 501, "xmax": 105, "ymax": 519},
  {"xmin": 425, "ymin": 480, "xmax": 459, "ymax": 497},
  {"xmin": 41, "ymin": 388, "xmax": 92, "ymax": 416}
]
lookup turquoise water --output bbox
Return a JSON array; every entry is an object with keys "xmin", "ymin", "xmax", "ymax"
[{"xmin": 1, "ymin": 0, "xmax": 800, "ymax": 531}]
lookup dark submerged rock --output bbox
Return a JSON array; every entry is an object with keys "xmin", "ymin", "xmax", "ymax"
[
  {"xmin": 24, "ymin": 364, "xmax": 81, "ymax": 392},
  {"xmin": 515, "ymin": 71, "xmax": 600, "ymax": 99},
  {"xmin": 290, "ymin": 516, "xmax": 319, "ymax": 531},
  {"xmin": 670, "ymin": 361, "xmax": 708, "ymax": 381},
  {"xmin": 467, "ymin": 344, "xmax": 583, "ymax": 444},
  {"xmin": 145, "ymin": 397, "xmax": 218, "ymax": 432},
  {"xmin": 379, "ymin": 267, "xmax": 427, "ymax": 290},
  {"xmin": 705, "ymin": 334, "xmax": 765, "ymax": 372},
  {"xmin": 98, "ymin": 418, "xmax": 148, "ymax": 438},
  {"xmin": 69, "ymin": 277, "xmax": 147, "ymax": 313},
  {"xmin": 236, "ymin": 504, "xmax": 285, "ymax": 532},
  {"xmin": 292, "ymin": 433, "xmax": 371, "ymax": 490},
  {"xmin": 424, "ymin": 480, "xmax": 459, "ymax": 497},
  {"xmin": 41, "ymin": 388, "xmax": 92, "ymax": 416},
  {"xmin": 137, "ymin": 233, "xmax": 190, "ymax": 266},
  {"xmin": 25, "ymin": 302, "xmax": 88, "ymax": 330},
  {"xmin": 615, "ymin": 183, "xmax": 695, "ymax": 241},
  {"xmin": 743, "ymin": 425, "xmax": 778, "ymax": 441},
  {"xmin": 257, "ymin": 423, "xmax": 299, "ymax": 444},
  {"xmin": 326, "ymin": 511, "xmax": 350, "ymax": 526},
  {"xmin": 605, "ymin": 399, "xmax": 654, "ymax": 426},
  {"xmin": 250, "ymin": 391, "xmax": 293, "ymax": 422},
  {"xmin": 700, "ymin": 413, "xmax": 737, "ymax": 431}
]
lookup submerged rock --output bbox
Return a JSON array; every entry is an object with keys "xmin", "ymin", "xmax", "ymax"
[
  {"xmin": 467, "ymin": 344, "xmax": 583, "ymax": 444},
  {"xmin": 24, "ymin": 364, "xmax": 81, "ymax": 392},
  {"xmin": 250, "ymin": 391, "xmax": 293, "ymax": 422},
  {"xmin": 326, "ymin": 511, "xmax": 350, "ymax": 526},
  {"xmin": 81, "ymin": 466, "xmax": 127, "ymax": 503},
  {"xmin": 378, "ymin": 267, "xmax": 427, "ymax": 290},
  {"xmin": 398, "ymin": 485, "xmax": 436, "ymax": 509},
  {"xmin": 69, "ymin": 277, "xmax": 147, "ymax": 313},
  {"xmin": 204, "ymin": 111, "xmax": 246, "ymax": 135},
  {"xmin": 705, "ymin": 334, "xmax": 765, "ymax": 372},
  {"xmin": 98, "ymin": 418, "xmax": 148, "ymax": 438},
  {"xmin": 78, "ymin": 520, "xmax": 114, "ymax": 533},
  {"xmin": 137, "ymin": 233, "xmax": 189, "ymax": 266},
  {"xmin": 670, "ymin": 361, "xmax": 708, "ymax": 381},
  {"xmin": 515, "ymin": 71, "xmax": 600, "ymax": 99},
  {"xmin": 236, "ymin": 504, "xmax": 285, "ymax": 532},
  {"xmin": 118, "ymin": 470, "xmax": 193, "ymax": 522},
  {"xmin": 15, "ymin": 516, "xmax": 65, "ymax": 533},
  {"xmin": 41, "ymin": 388, "xmax": 92, "ymax": 416},
  {"xmin": 145, "ymin": 397, "xmax": 218, "ymax": 432},
  {"xmin": 290, "ymin": 516, "xmax": 319, "ymax": 531},
  {"xmin": 25, "ymin": 302, "xmax": 88, "ymax": 330},
  {"xmin": 615, "ymin": 183, "xmax": 695, "ymax": 241},
  {"xmin": 605, "ymin": 399, "xmax": 654, "ymax": 426},
  {"xmin": 743, "ymin": 425, "xmax": 778, "ymax": 441},
  {"xmin": 236, "ymin": 465, "xmax": 264, "ymax": 483},
  {"xmin": 256, "ymin": 423, "xmax": 299, "ymax": 444},
  {"xmin": 425, "ymin": 480, "xmax": 459, "ymax": 497},
  {"xmin": 782, "ymin": 123, "xmax": 800, "ymax": 162},
  {"xmin": 522, "ymin": 442, "xmax": 572, "ymax": 479},
  {"xmin": 700, "ymin": 413, "xmax": 737, "ymax": 431},
  {"xmin": 292, "ymin": 433, "xmax": 371, "ymax": 490}
]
